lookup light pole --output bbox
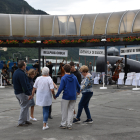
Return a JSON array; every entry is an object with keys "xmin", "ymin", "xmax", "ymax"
[
  {"xmin": 36, "ymin": 40, "xmax": 41, "ymax": 76},
  {"xmin": 101, "ymin": 38, "xmax": 107, "ymax": 85}
]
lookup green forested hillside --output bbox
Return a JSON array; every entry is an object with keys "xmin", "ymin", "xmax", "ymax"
[{"xmin": 0, "ymin": 0, "xmax": 48, "ymax": 14}]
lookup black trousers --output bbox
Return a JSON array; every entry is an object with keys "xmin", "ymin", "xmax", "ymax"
[{"xmin": 49, "ymin": 105, "xmax": 52, "ymax": 116}]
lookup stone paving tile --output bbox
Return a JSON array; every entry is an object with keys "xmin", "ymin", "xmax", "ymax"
[{"xmin": 0, "ymin": 85, "xmax": 140, "ymax": 140}]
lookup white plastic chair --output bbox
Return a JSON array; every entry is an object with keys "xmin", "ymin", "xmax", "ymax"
[
  {"xmin": 100, "ymin": 72, "xmax": 105, "ymax": 83},
  {"xmin": 94, "ymin": 74, "xmax": 100, "ymax": 84},
  {"xmin": 131, "ymin": 72, "xmax": 136, "ymax": 80},
  {"xmin": 57, "ymin": 77, "xmax": 61, "ymax": 84},
  {"xmin": 125, "ymin": 73, "xmax": 133, "ymax": 85},
  {"xmin": 134, "ymin": 73, "xmax": 140, "ymax": 86},
  {"xmin": 132, "ymin": 73, "xmax": 139, "ymax": 86},
  {"xmin": 118, "ymin": 73, "xmax": 125, "ymax": 85},
  {"xmin": 92, "ymin": 72, "xmax": 96, "ymax": 79}
]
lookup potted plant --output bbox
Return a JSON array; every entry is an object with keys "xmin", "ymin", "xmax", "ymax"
[
  {"xmin": 5, "ymin": 40, "xmax": 19, "ymax": 44},
  {"xmin": 135, "ymin": 37, "xmax": 140, "ymax": 41},
  {"xmin": 71, "ymin": 40, "xmax": 78, "ymax": 43},
  {"xmin": 123, "ymin": 36, "xmax": 136, "ymax": 42},
  {"xmin": 59, "ymin": 39, "xmax": 71, "ymax": 44},
  {"xmin": 22, "ymin": 39, "xmax": 36, "ymax": 44},
  {"xmin": 87, "ymin": 39, "xmax": 100, "ymax": 43},
  {"xmin": 107, "ymin": 38, "xmax": 120, "ymax": 42},
  {"xmin": 77, "ymin": 38, "xmax": 85, "ymax": 43},
  {"xmin": 0, "ymin": 40, "xmax": 3, "ymax": 44},
  {"xmin": 43, "ymin": 40, "xmax": 57, "ymax": 45},
  {"xmin": 20, "ymin": 39, "xmax": 37, "ymax": 47}
]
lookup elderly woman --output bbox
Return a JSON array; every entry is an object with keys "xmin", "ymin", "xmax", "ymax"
[
  {"xmin": 29, "ymin": 67, "xmax": 55, "ymax": 130},
  {"xmin": 73, "ymin": 65, "xmax": 93, "ymax": 124},
  {"xmin": 27, "ymin": 69, "xmax": 37, "ymax": 121}
]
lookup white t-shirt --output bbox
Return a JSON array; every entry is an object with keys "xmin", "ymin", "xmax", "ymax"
[{"xmin": 33, "ymin": 76, "xmax": 54, "ymax": 106}]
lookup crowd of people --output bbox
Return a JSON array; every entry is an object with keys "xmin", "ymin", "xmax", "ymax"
[
  {"xmin": 1, "ymin": 62, "xmax": 18, "ymax": 85},
  {"xmin": 12, "ymin": 60, "xmax": 94, "ymax": 130}
]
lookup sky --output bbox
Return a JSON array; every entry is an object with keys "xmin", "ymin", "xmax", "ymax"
[{"xmin": 25, "ymin": 0, "xmax": 140, "ymax": 15}]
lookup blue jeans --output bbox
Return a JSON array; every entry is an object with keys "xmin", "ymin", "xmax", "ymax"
[
  {"xmin": 77, "ymin": 92, "xmax": 93, "ymax": 120},
  {"xmin": 43, "ymin": 106, "xmax": 50, "ymax": 123}
]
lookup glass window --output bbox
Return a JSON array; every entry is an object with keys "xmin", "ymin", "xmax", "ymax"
[
  {"xmin": 11, "ymin": 14, "xmax": 25, "ymax": 36},
  {"xmin": 0, "ymin": 14, "xmax": 10, "ymax": 36},
  {"xmin": 26, "ymin": 15, "xmax": 39, "ymax": 36},
  {"xmin": 81, "ymin": 14, "xmax": 97, "ymax": 35},
  {"xmin": 107, "ymin": 11, "xmax": 125, "ymax": 35},
  {"xmin": 57, "ymin": 16, "xmax": 68, "ymax": 35},
  {"xmin": 133, "ymin": 11, "xmax": 140, "ymax": 33},
  {"xmin": 73, "ymin": 15, "xmax": 83, "ymax": 35},
  {"xmin": 120, "ymin": 10, "xmax": 138, "ymax": 34},
  {"xmin": 54, "ymin": 16, "xmax": 59, "ymax": 36},
  {"xmin": 67, "ymin": 16, "xmax": 76, "ymax": 35},
  {"xmin": 40, "ymin": 15, "xmax": 54, "ymax": 36},
  {"xmin": 94, "ymin": 13, "xmax": 111, "ymax": 35}
]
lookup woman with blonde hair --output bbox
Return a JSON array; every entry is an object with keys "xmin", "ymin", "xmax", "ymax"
[
  {"xmin": 27, "ymin": 69, "xmax": 37, "ymax": 121},
  {"xmin": 73, "ymin": 65, "xmax": 93, "ymax": 124}
]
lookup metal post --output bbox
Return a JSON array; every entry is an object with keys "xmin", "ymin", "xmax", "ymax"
[
  {"xmin": 17, "ymin": 57, "xmax": 18, "ymax": 63},
  {"xmin": 125, "ymin": 45, "xmax": 127, "ymax": 78},
  {"xmin": 132, "ymin": 73, "xmax": 140, "ymax": 90},
  {"xmin": 42, "ymin": 56, "xmax": 44, "ymax": 67},
  {"xmin": 38, "ymin": 46, "xmax": 41, "ymax": 76},
  {"xmin": 42, "ymin": 47, "xmax": 44, "ymax": 67},
  {"xmin": 105, "ymin": 43, "xmax": 107, "ymax": 85},
  {"xmin": 93, "ymin": 56, "xmax": 95, "ymax": 71},
  {"xmin": 100, "ymin": 74, "xmax": 107, "ymax": 89},
  {"xmin": 0, "ymin": 74, "xmax": 5, "ymax": 88}
]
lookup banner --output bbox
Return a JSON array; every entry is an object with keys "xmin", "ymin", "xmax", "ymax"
[
  {"xmin": 120, "ymin": 47, "xmax": 140, "ymax": 55},
  {"xmin": 79, "ymin": 48, "xmax": 104, "ymax": 56},
  {"xmin": 41, "ymin": 49, "xmax": 68, "ymax": 57}
]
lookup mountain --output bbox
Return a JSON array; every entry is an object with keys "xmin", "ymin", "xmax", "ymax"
[{"xmin": 0, "ymin": 0, "xmax": 48, "ymax": 15}]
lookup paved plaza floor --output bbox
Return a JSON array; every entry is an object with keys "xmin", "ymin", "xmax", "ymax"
[{"xmin": 0, "ymin": 85, "xmax": 140, "ymax": 140}]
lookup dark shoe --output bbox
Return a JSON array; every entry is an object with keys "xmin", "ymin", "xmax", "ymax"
[
  {"xmin": 67, "ymin": 127, "xmax": 72, "ymax": 130},
  {"xmin": 73, "ymin": 118, "xmax": 81, "ymax": 124},
  {"xmin": 59, "ymin": 125, "xmax": 66, "ymax": 129},
  {"xmin": 48, "ymin": 115, "xmax": 53, "ymax": 119},
  {"xmin": 25, "ymin": 121, "xmax": 32, "ymax": 125},
  {"xmin": 17, "ymin": 124, "xmax": 28, "ymax": 127},
  {"xmin": 83, "ymin": 119, "xmax": 93, "ymax": 124}
]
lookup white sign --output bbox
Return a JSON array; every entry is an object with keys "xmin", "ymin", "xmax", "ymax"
[
  {"xmin": 120, "ymin": 47, "xmax": 140, "ymax": 55},
  {"xmin": 41, "ymin": 49, "xmax": 68, "ymax": 57},
  {"xmin": 79, "ymin": 48, "xmax": 104, "ymax": 56}
]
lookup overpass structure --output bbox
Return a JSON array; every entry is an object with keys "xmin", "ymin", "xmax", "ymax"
[
  {"xmin": 1, "ymin": 10, "xmax": 140, "ymax": 84},
  {"xmin": 0, "ymin": 9, "xmax": 140, "ymax": 40}
]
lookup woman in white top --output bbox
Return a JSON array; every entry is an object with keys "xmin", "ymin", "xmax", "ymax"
[{"xmin": 29, "ymin": 67, "xmax": 56, "ymax": 130}]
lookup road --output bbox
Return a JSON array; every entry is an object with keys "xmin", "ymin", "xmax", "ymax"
[{"xmin": 0, "ymin": 85, "xmax": 140, "ymax": 140}]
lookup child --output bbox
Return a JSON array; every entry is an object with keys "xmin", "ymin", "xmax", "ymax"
[{"xmin": 55, "ymin": 64, "xmax": 80, "ymax": 130}]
